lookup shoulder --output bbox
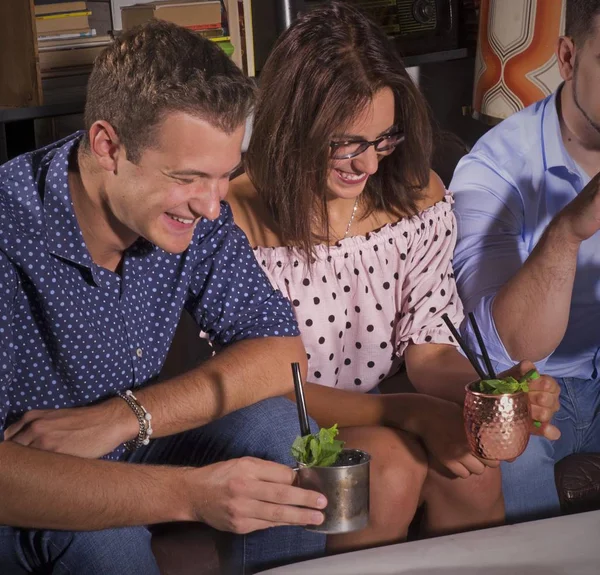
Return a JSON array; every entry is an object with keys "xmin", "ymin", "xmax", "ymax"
[
  {"xmin": 227, "ymin": 173, "xmax": 282, "ymax": 248},
  {"xmin": 416, "ymin": 171, "xmax": 447, "ymax": 212},
  {"xmin": 455, "ymin": 99, "xmax": 547, "ymax": 185}
]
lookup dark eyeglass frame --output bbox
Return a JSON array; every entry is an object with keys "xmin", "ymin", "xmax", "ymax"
[{"xmin": 329, "ymin": 129, "xmax": 405, "ymax": 160}]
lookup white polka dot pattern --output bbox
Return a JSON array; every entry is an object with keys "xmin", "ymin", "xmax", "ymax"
[
  {"xmin": 0, "ymin": 132, "xmax": 299, "ymax": 457},
  {"xmin": 255, "ymin": 196, "xmax": 464, "ymax": 392}
]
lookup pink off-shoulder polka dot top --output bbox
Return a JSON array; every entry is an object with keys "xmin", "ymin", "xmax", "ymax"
[{"xmin": 254, "ymin": 194, "xmax": 464, "ymax": 392}]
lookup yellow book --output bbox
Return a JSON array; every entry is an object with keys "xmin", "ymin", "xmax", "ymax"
[{"xmin": 36, "ymin": 11, "xmax": 92, "ymax": 21}]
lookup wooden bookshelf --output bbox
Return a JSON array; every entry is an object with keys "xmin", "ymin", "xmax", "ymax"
[{"xmin": 0, "ymin": 0, "xmax": 42, "ymax": 108}]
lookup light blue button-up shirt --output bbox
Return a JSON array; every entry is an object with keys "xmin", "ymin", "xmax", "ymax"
[{"xmin": 451, "ymin": 90, "xmax": 598, "ymax": 380}]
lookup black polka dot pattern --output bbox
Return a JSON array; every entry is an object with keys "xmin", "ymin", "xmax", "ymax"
[{"xmin": 254, "ymin": 192, "xmax": 462, "ymax": 392}]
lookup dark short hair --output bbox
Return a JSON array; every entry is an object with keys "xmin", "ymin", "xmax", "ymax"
[
  {"xmin": 566, "ymin": 0, "xmax": 600, "ymax": 45},
  {"xmin": 83, "ymin": 20, "xmax": 255, "ymax": 163},
  {"xmin": 246, "ymin": 1, "xmax": 432, "ymax": 257}
]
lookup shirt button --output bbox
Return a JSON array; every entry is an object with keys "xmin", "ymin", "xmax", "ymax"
[{"xmin": 136, "ymin": 348, "xmax": 143, "ymax": 358}]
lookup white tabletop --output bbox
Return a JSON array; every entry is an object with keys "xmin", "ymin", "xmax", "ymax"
[{"xmin": 259, "ymin": 511, "xmax": 600, "ymax": 575}]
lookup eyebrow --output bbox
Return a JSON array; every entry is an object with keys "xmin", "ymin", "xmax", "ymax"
[
  {"xmin": 333, "ymin": 125, "xmax": 398, "ymax": 141},
  {"xmin": 165, "ymin": 161, "xmax": 242, "ymax": 179}
]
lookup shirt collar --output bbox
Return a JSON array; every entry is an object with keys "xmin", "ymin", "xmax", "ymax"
[
  {"xmin": 542, "ymin": 87, "xmax": 582, "ymax": 179},
  {"xmin": 41, "ymin": 132, "xmax": 165, "ymax": 289},
  {"xmin": 42, "ymin": 131, "xmax": 94, "ymax": 270}
]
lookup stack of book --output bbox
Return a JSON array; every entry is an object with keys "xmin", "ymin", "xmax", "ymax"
[
  {"xmin": 121, "ymin": 1, "xmax": 234, "ymax": 59},
  {"xmin": 35, "ymin": 0, "xmax": 113, "ymax": 77}
]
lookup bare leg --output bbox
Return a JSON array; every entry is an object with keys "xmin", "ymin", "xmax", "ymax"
[
  {"xmin": 421, "ymin": 457, "xmax": 504, "ymax": 537},
  {"xmin": 326, "ymin": 426, "xmax": 428, "ymax": 553}
]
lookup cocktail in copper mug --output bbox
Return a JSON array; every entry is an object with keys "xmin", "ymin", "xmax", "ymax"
[{"xmin": 464, "ymin": 381, "xmax": 531, "ymax": 460}]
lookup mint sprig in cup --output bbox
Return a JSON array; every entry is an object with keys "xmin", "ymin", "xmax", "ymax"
[
  {"xmin": 479, "ymin": 370, "xmax": 543, "ymax": 429},
  {"xmin": 291, "ymin": 424, "xmax": 345, "ymax": 468}
]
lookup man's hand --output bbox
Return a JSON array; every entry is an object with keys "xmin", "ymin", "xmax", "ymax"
[
  {"xmin": 3, "ymin": 398, "xmax": 137, "ymax": 458},
  {"xmin": 499, "ymin": 361, "xmax": 561, "ymax": 441},
  {"xmin": 187, "ymin": 457, "xmax": 327, "ymax": 533},
  {"xmin": 557, "ymin": 170, "xmax": 600, "ymax": 243},
  {"xmin": 414, "ymin": 396, "xmax": 499, "ymax": 479}
]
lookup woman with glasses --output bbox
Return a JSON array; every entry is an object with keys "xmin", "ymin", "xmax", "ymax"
[{"xmin": 228, "ymin": 1, "xmax": 550, "ymax": 553}]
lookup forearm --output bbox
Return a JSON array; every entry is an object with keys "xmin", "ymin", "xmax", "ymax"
[
  {"xmin": 287, "ymin": 381, "xmax": 447, "ymax": 438},
  {"xmin": 135, "ymin": 336, "xmax": 307, "ymax": 438},
  {"xmin": 0, "ymin": 441, "xmax": 188, "ymax": 530},
  {"xmin": 493, "ymin": 218, "xmax": 580, "ymax": 361},
  {"xmin": 405, "ymin": 344, "xmax": 478, "ymax": 404}
]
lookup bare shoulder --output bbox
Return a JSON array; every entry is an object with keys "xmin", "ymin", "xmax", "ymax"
[
  {"xmin": 227, "ymin": 173, "xmax": 282, "ymax": 248},
  {"xmin": 416, "ymin": 170, "xmax": 447, "ymax": 212}
]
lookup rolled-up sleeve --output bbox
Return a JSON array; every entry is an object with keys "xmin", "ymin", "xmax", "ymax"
[
  {"xmin": 0, "ymin": 252, "xmax": 16, "ymax": 434},
  {"xmin": 185, "ymin": 203, "xmax": 300, "ymax": 346},
  {"xmin": 451, "ymin": 154, "xmax": 549, "ymax": 372}
]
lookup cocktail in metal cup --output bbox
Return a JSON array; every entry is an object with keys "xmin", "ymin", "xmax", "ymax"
[
  {"xmin": 295, "ymin": 448, "xmax": 370, "ymax": 534},
  {"xmin": 464, "ymin": 381, "xmax": 531, "ymax": 460}
]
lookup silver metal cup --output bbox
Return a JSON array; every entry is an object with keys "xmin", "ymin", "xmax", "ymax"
[{"xmin": 295, "ymin": 448, "xmax": 370, "ymax": 534}]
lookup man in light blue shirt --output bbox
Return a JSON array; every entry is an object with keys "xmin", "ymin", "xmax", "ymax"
[{"xmin": 451, "ymin": 0, "xmax": 600, "ymax": 522}]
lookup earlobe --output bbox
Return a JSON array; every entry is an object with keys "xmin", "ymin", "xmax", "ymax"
[
  {"xmin": 557, "ymin": 36, "xmax": 576, "ymax": 81},
  {"xmin": 87, "ymin": 121, "xmax": 122, "ymax": 173}
]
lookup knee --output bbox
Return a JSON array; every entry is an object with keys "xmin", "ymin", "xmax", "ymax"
[
  {"xmin": 227, "ymin": 396, "xmax": 315, "ymax": 466},
  {"xmin": 344, "ymin": 427, "xmax": 428, "ymax": 503},
  {"xmin": 376, "ymin": 430, "xmax": 428, "ymax": 501}
]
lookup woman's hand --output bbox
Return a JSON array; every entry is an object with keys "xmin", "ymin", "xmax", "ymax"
[{"xmin": 405, "ymin": 395, "xmax": 499, "ymax": 479}]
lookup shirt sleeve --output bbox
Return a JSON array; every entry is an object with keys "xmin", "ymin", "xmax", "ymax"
[
  {"xmin": 185, "ymin": 203, "xmax": 300, "ymax": 346},
  {"xmin": 0, "ymin": 251, "xmax": 16, "ymax": 434},
  {"xmin": 451, "ymin": 153, "xmax": 549, "ymax": 372},
  {"xmin": 395, "ymin": 198, "xmax": 464, "ymax": 357}
]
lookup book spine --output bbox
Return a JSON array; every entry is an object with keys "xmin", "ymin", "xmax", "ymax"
[
  {"xmin": 38, "ymin": 29, "xmax": 97, "ymax": 41},
  {"xmin": 185, "ymin": 23, "xmax": 223, "ymax": 31},
  {"xmin": 36, "ymin": 10, "xmax": 92, "ymax": 21}
]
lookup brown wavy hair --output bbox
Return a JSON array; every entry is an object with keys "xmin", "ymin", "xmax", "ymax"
[
  {"xmin": 83, "ymin": 20, "xmax": 255, "ymax": 163},
  {"xmin": 246, "ymin": 1, "xmax": 433, "ymax": 257}
]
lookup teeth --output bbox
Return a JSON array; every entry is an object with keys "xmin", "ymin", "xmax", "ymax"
[
  {"xmin": 337, "ymin": 170, "xmax": 365, "ymax": 181},
  {"xmin": 168, "ymin": 214, "xmax": 194, "ymax": 225}
]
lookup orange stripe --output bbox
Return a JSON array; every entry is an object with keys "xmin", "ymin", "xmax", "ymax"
[
  {"xmin": 504, "ymin": 0, "xmax": 563, "ymax": 106},
  {"xmin": 474, "ymin": 0, "xmax": 502, "ymax": 112}
]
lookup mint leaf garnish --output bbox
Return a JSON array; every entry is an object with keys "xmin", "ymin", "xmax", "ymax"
[
  {"xmin": 291, "ymin": 424, "xmax": 345, "ymax": 467},
  {"xmin": 479, "ymin": 370, "xmax": 540, "ymax": 395}
]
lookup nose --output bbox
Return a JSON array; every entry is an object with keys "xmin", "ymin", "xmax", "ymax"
[
  {"xmin": 189, "ymin": 181, "xmax": 222, "ymax": 221},
  {"xmin": 353, "ymin": 146, "xmax": 379, "ymax": 176}
]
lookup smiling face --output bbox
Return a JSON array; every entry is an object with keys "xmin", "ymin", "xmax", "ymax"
[
  {"xmin": 107, "ymin": 112, "xmax": 244, "ymax": 254},
  {"xmin": 326, "ymin": 87, "xmax": 396, "ymax": 200}
]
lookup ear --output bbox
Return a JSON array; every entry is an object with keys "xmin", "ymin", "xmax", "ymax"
[
  {"xmin": 86, "ymin": 121, "xmax": 125, "ymax": 173},
  {"xmin": 557, "ymin": 36, "xmax": 576, "ymax": 82}
]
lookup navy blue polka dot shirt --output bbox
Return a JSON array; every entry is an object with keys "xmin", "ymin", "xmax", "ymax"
[{"xmin": 0, "ymin": 133, "xmax": 299, "ymax": 457}]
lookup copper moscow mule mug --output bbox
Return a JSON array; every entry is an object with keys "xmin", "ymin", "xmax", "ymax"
[{"xmin": 464, "ymin": 381, "xmax": 531, "ymax": 460}]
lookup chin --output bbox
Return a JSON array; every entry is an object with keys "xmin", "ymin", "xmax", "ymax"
[
  {"xmin": 149, "ymin": 233, "xmax": 194, "ymax": 254},
  {"xmin": 327, "ymin": 181, "xmax": 367, "ymax": 200}
]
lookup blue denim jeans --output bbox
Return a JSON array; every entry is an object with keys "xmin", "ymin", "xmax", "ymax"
[
  {"xmin": 0, "ymin": 397, "xmax": 325, "ymax": 574},
  {"xmin": 0, "ymin": 526, "xmax": 158, "ymax": 575},
  {"xmin": 501, "ymin": 376, "xmax": 600, "ymax": 523}
]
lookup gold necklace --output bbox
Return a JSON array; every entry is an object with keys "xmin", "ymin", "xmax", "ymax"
[{"xmin": 343, "ymin": 197, "xmax": 359, "ymax": 239}]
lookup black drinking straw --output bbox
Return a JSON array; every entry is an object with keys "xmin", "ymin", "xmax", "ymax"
[
  {"xmin": 291, "ymin": 362, "xmax": 312, "ymax": 437},
  {"xmin": 468, "ymin": 312, "xmax": 496, "ymax": 379},
  {"xmin": 441, "ymin": 313, "xmax": 487, "ymax": 380}
]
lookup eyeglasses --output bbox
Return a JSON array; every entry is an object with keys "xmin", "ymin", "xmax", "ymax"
[{"xmin": 329, "ymin": 129, "xmax": 405, "ymax": 160}]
